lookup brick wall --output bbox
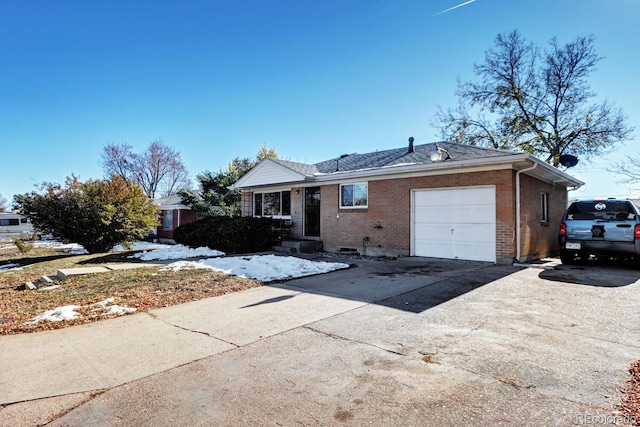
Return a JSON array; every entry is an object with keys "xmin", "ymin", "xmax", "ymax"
[
  {"xmin": 518, "ymin": 174, "xmax": 567, "ymax": 261},
  {"xmin": 319, "ymin": 171, "xmax": 518, "ymax": 260},
  {"xmin": 157, "ymin": 209, "xmax": 197, "ymax": 240},
  {"xmin": 290, "ymin": 187, "xmax": 304, "ymax": 237},
  {"xmin": 240, "ymin": 170, "xmax": 568, "ymax": 263},
  {"xmin": 241, "ymin": 191, "xmax": 253, "ymax": 217}
]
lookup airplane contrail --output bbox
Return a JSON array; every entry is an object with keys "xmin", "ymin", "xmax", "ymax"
[{"xmin": 433, "ymin": 0, "xmax": 477, "ymax": 16}]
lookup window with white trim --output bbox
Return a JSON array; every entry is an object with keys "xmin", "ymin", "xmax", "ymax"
[
  {"xmin": 340, "ymin": 183, "xmax": 368, "ymax": 208},
  {"xmin": 540, "ymin": 192, "xmax": 549, "ymax": 223},
  {"xmin": 162, "ymin": 210, "xmax": 173, "ymax": 230},
  {"xmin": 254, "ymin": 191, "xmax": 291, "ymax": 217}
]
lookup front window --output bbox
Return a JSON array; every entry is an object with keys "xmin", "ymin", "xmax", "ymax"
[
  {"xmin": 341, "ymin": 183, "xmax": 368, "ymax": 208},
  {"xmin": 254, "ymin": 191, "xmax": 291, "ymax": 217},
  {"xmin": 162, "ymin": 211, "xmax": 173, "ymax": 230}
]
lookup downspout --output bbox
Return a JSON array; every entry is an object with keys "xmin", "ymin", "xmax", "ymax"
[{"xmin": 515, "ymin": 162, "xmax": 537, "ymax": 263}]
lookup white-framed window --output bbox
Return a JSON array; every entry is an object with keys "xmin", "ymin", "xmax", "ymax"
[
  {"xmin": 254, "ymin": 191, "xmax": 291, "ymax": 217},
  {"xmin": 162, "ymin": 210, "xmax": 173, "ymax": 230},
  {"xmin": 541, "ymin": 192, "xmax": 549, "ymax": 223},
  {"xmin": 340, "ymin": 183, "xmax": 368, "ymax": 208}
]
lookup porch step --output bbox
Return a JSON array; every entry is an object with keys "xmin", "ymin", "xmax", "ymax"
[{"xmin": 273, "ymin": 240, "xmax": 323, "ymax": 254}]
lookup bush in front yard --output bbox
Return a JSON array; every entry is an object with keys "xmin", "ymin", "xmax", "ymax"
[{"xmin": 174, "ymin": 216, "xmax": 274, "ymax": 254}]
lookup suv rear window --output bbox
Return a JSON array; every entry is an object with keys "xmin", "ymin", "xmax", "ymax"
[{"xmin": 566, "ymin": 200, "xmax": 636, "ymax": 221}]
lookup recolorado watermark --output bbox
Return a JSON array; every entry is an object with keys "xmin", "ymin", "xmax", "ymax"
[{"xmin": 575, "ymin": 413, "xmax": 638, "ymax": 425}]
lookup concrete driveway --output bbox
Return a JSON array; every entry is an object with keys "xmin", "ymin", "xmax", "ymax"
[{"xmin": 2, "ymin": 256, "xmax": 640, "ymax": 426}]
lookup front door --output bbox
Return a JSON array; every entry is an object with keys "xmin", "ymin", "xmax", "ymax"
[{"xmin": 304, "ymin": 187, "xmax": 321, "ymax": 237}]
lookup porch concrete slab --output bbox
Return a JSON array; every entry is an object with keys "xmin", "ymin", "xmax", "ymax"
[
  {"xmin": 56, "ymin": 267, "xmax": 110, "ymax": 279},
  {"xmin": 0, "ymin": 312, "xmax": 235, "ymax": 405}
]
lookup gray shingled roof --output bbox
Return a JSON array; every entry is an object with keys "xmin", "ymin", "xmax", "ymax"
[
  {"xmin": 233, "ymin": 140, "xmax": 582, "ymax": 189},
  {"xmin": 299, "ymin": 141, "xmax": 520, "ymax": 175},
  {"xmin": 270, "ymin": 158, "xmax": 319, "ymax": 176}
]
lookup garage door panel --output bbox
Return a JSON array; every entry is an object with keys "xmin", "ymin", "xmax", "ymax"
[
  {"xmin": 416, "ymin": 187, "xmax": 493, "ymax": 205},
  {"xmin": 452, "ymin": 223, "xmax": 495, "ymax": 241},
  {"xmin": 413, "ymin": 224, "xmax": 456, "ymax": 241},
  {"xmin": 412, "ymin": 187, "xmax": 496, "ymax": 262}
]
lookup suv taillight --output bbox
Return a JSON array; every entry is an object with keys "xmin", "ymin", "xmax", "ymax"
[
  {"xmin": 559, "ymin": 223, "xmax": 566, "ymax": 236},
  {"xmin": 635, "ymin": 224, "xmax": 640, "ymax": 239}
]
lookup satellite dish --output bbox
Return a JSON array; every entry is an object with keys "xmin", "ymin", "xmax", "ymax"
[{"xmin": 559, "ymin": 154, "xmax": 579, "ymax": 168}]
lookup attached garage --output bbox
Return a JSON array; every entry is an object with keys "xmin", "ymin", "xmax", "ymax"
[{"xmin": 411, "ymin": 186, "xmax": 496, "ymax": 262}]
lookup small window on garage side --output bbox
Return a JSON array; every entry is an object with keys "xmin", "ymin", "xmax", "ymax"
[
  {"xmin": 340, "ymin": 183, "xmax": 368, "ymax": 208},
  {"xmin": 541, "ymin": 192, "xmax": 549, "ymax": 223}
]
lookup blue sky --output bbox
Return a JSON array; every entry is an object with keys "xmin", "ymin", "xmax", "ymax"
[{"xmin": 1, "ymin": 0, "xmax": 638, "ymax": 204}]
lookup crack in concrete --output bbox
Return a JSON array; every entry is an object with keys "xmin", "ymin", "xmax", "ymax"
[
  {"xmin": 143, "ymin": 312, "xmax": 240, "ymax": 348},
  {"xmin": 303, "ymin": 325, "xmax": 405, "ymax": 356},
  {"xmin": 537, "ymin": 323, "xmax": 640, "ymax": 350}
]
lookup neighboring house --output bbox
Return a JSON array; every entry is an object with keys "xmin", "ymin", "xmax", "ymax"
[
  {"xmin": 231, "ymin": 140, "xmax": 584, "ymax": 264},
  {"xmin": 154, "ymin": 195, "xmax": 197, "ymax": 242}
]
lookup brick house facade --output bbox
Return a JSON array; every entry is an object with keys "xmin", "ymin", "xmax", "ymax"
[
  {"xmin": 155, "ymin": 195, "xmax": 197, "ymax": 242},
  {"xmin": 233, "ymin": 141, "xmax": 582, "ymax": 264}
]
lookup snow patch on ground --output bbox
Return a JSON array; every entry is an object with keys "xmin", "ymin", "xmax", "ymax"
[
  {"xmin": 163, "ymin": 254, "xmax": 350, "ymax": 282},
  {"xmin": 28, "ymin": 297, "xmax": 137, "ymax": 324},
  {"xmin": 0, "ymin": 263, "xmax": 20, "ymax": 272},
  {"xmin": 130, "ymin": 244, "xmax": 225, "ymax": 261}
]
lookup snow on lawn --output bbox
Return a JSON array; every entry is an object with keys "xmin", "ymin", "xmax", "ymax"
[
  {"xmin": 163, "ymin": 254, "xmax": 350, "ymax": 282},
  {"xmin": 28, "ymin": 297, "xmax": 137, "ymax": 324},
  {"xmin": 0, "ymin": 263, "xmax": 20, "ymax": 272},
  {"xmin": 130, "ymin": 244, "xmax": 224, "ymax": 261},
  {"xmin": 22, "ymin": 242, "xmax": 350, "ymax": 323}
]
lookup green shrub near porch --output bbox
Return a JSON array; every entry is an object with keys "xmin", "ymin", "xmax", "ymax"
[{"xmin": 174, "ymin": 216, "xmax": 274, "ymax": 254}]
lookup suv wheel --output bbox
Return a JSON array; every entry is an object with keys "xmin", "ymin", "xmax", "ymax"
[{"xmin": 560, "ymin": 249, "xmax": 578, "ymax": 265}]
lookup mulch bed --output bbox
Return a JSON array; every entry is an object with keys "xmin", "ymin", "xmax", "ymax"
[{"xmin": 616, "ymin": 360, "xmax": 640, "ymax": 426}]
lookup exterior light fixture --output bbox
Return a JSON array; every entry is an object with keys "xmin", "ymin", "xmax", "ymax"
[{"xmin": 430, "ymin": 143, "xmax": 451, "ymax": 162}]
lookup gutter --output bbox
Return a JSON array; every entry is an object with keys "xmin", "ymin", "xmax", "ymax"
[{"xmin": 515, "ymin": 162, "xmax": 538, "ymax": 262}]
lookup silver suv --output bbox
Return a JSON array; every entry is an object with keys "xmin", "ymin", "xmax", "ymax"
[{"xmin": 559, "ymin": 198, "xmax": 640, "ymax": 265}]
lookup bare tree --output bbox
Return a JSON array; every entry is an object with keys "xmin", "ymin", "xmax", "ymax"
[
  {"xmin": 433, "ymin": 30, "xmax": 633, "ymax": 166},
  {"xmin": 101, "ymin": 140, "xmax": 191, "ymax": 199},
  {"xmin": 0, "ymin": 193, "xmax": 7, "ymax": 212},
  {"xmin": 610, "ymin": 152, "xmax": 640, "ymax": 187}
]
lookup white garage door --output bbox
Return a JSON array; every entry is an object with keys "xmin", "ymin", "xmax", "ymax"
[{"xmin": 412, "ymin": 186, "xmax": 496, "ymax": 262}]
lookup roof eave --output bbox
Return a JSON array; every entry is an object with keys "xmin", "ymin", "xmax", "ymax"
[{"xmin": 233, "ymin": 153, "xmax": 584, "ymax": 190}]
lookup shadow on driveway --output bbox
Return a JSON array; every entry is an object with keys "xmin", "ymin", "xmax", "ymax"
[
  {"xmin": 539, "ymin": 262, "xmax": 640, "ymax": 287},
  {"xmin": 279, "ymin": 256, "xmax": 524, "ymax": 314},
  {"xmin": 379, "ymin": 264, "xmax": 522, "ymax": 313}
]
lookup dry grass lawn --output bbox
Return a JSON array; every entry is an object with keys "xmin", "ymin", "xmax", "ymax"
[{"xmin": 0, "ymin": 243, "xmax": 260, "ymax": 335}]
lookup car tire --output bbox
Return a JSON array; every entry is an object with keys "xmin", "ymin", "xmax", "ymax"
[{"xmin": 560, "ymin": 250, "xmax": 576, "ymax": 265}]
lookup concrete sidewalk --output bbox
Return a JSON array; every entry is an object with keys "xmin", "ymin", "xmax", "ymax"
[{"xmin": 2, "ymin": 256, "xmax": 640, "ymax": 426}]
